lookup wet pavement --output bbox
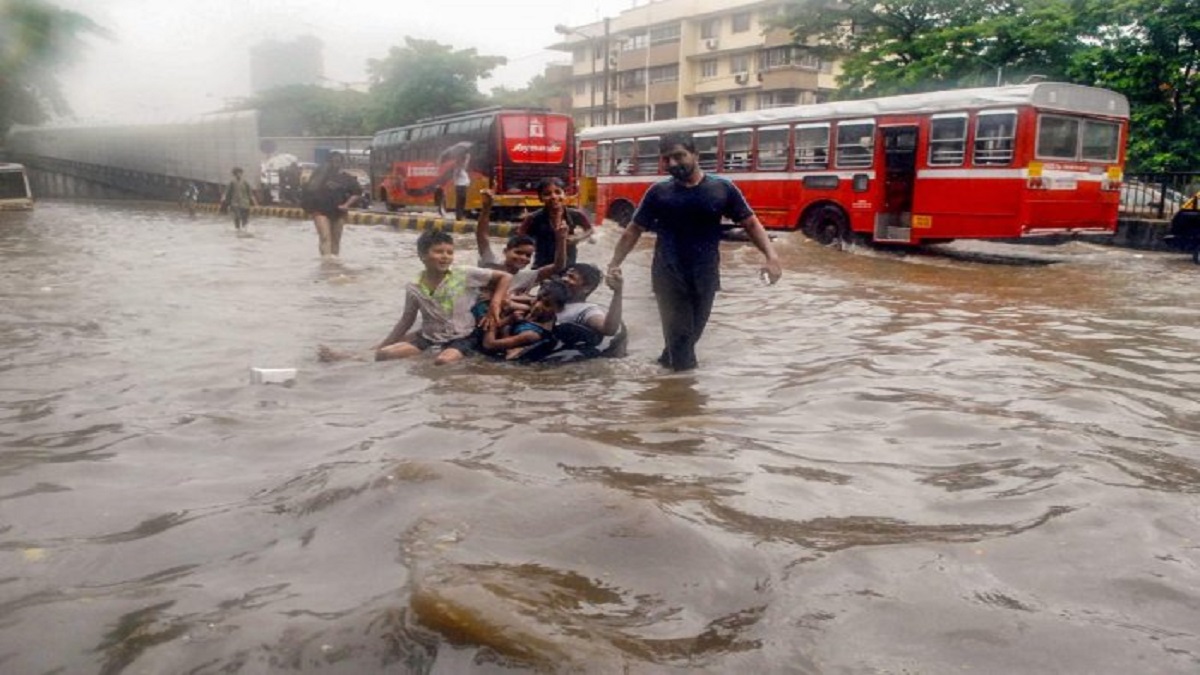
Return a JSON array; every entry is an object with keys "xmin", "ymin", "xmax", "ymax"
[{"xmin": 1, "ymin": 201, "xmax": 1198, "ymax": 673}]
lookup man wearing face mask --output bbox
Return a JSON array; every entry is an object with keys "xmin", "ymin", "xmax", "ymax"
[{"xmin": 606, "ymin": 132, "xmax": 782, "ymax": 372}]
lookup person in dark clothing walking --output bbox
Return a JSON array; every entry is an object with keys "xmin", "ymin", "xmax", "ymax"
[{"xmin": 606, "ymin": 132, "xmax": 782, "ymax": 371}]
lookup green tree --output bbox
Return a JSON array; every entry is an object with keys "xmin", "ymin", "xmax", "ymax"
[
  {"xmin": 781, "ymin": 0, "xmax": 1084, "ymax": 95},
  {"xmin": 235, "ymin": 84, "xmax": 370, "ymax": 137},
  {"xmin": 0, "ymin": 0, "xmax": 108, "ymax": 136},
  {"xmin": 1064, "ymin": 0, "xmax": 1200, "ymax": 171},
  {"xmin": 365, "ymin": 37, "xmax": 506, "ymax": 129},
  {"xmin": 779, "ymin": 0, "xmax": 1200, "ymax": 170},
  {"xmin": 488, "ymin": 71, "xmax": 571, "ymax": 110}
]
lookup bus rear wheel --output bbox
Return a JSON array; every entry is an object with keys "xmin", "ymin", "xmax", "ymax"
[
  {"xmin": 803, "ymin": 205, "xmax": 850, "ymax": 246},
  {"xmin": 606, "ymin": 200, "xmax": 635, "ymax": 228}
]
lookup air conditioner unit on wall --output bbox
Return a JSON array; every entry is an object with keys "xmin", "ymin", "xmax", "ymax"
[
  {"xmin": 734, "ymin": 73, "xmax": 748, "ymax": 85},
  {"xmin": 705, "ymin": 38, "xmax": 719, "ymax": 50}
]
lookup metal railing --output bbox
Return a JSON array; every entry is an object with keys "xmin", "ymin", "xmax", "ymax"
[{"xmin": 1121, "ymin": 171, "xmax": 1200, "ymax": 219}]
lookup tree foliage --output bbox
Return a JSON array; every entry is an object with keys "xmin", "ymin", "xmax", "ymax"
[
  {"xmin": 365, "ymin": 37, "xmax": 506, "ymax": 129},
  {"xmin": 781, "ymin": 0, "xmax": 1200, "ymax": 170},
  {"xmin": 0, "ymin": 0, "xmax": 109, "ymax": 136},
  {"xmin": 238, "ymin": 85, "xmax": 371, "ymax": 137},
  {"xmin": 488, "ymin": 71, "xmax": 570, "ymax": 110}
]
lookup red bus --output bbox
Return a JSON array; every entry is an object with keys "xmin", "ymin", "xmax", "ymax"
[
  {"xmin": 578, "ymin": 82, "xmax": 1129, "ymax": 246},
  {"xmin": 370, "ymin": 107, "xmax": 575, "ymax": 220}
]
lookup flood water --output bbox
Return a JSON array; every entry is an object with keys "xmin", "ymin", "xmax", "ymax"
[{"xmin": 2, "ymin": 201, "xmax": 1198, "ymax": 674}]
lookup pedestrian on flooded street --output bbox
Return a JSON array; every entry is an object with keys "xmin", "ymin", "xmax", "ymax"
[
  {"xmin": 301, "ymin": 151, "xmax": 361, "ymax": 258},
  {"xmin": 220, "ymin": 167, "xmax": 257, "ymax": 231},
  {"xmin": 606, "ymin": 132, "xmax": 782, "ymax": 372}
]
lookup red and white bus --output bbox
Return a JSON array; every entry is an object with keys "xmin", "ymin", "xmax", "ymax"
[
  {"xmin": 370, "ymin": 107, "xmax": 575, "ymax": 220},
  {"xmin": 578, "ymin": 82, "xmax": 1129, "ymax": 246}
]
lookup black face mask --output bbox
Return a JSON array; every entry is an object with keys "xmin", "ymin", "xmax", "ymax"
[{"xmin": 667, "ymin": 164, "xmax": 694, "ymax": 181}]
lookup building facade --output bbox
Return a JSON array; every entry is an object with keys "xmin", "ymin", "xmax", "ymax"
[{"xmin": 548, "ymin": 0, "xmax": 839, "ymax": 129}]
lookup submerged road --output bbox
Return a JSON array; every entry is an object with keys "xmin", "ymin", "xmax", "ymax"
[{"xmin": 1, "ymin": 200, "xmax": 1198, "ymax": 673}]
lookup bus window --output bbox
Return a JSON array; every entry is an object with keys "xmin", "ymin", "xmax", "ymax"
[
  {"xmin": 928, "ymin": 114, "xmax": 966, "ymax": 166},
  {"xmin": 1081, "ymin": 119, "xmax": 1120, "ymax": 162},
  {"xmin": 635, "ymin": 136, "xmax": 660, "ymax": 174},
  {"xmin": 613, "ymin": 139, "xmax": 634, "ymax": 174},
  {"xmin": 722, "ymin": 129, "xmax": 753, "ymax": 171},
  {"xmin": 1036, "ymin": 114, "xmax": 1084, "ymax": 160},
  {"xmin": 794, "ymin": 124, "xmax": 830, "ymax": 170},
  {"xmin": 974, "ymin": 111, "xmax": 1016, "ymax": 165},
  {"xmin": 757, "ymin": 125, "xmax": 790, "ymax": 171},
  {"xmin": 598, "ymin": 141, "xmax": 613, "ymax": 176},
  {"xmin": 836, "ymin": 120, "xmax": 874, "ymax": 169},
  {"xmin": 695, "ymin": 132, "xmax": 719, "ymax": 171}
]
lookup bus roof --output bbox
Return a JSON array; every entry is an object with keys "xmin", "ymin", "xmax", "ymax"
[
  {"xmin": 578, "ymin": 82, "xmax": 1129, "ymax": 142},
  {"xmin": 375, "ymin": 106, "xmax": 563, "ymax": 135}
]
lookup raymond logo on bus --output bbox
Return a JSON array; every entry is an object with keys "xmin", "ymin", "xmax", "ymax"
[{"xmin": 507, "ymin": 141, "xmax": 565, "ymax": 163}]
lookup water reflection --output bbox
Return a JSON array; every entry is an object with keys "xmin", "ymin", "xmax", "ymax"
[{"xmin": 1, "ymin": 202, "xmax": 1199, "ymax": 673}]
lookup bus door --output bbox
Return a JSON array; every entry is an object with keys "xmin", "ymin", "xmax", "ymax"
[
  {"xmin": 578, "ymin": 144, "xmax": 597, "ymax": 216},
  {"xmin": 876, "ymin": 125, "xmax": 918, "ymax": 242}
]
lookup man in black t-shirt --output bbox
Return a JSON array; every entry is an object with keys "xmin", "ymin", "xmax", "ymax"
[{"xmin": 607, "ymin": 133, "xmax": 782, "ymax": 371}]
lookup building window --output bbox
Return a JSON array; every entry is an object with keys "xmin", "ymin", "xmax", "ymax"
[
  {"xmin": 653, "ymin": 102, "xmax": 678, "ymax": 121},
  {"xmin": 649, "ymin": 23, "xmax": 681, "ymax": 46},
  {"xmin": 700, "ymin": 59, "xmax": 718, "ymax": 79},
  {"xmin": 649, "ymin": 64, "xmax": 679, "ymax": 84},
  {"xmin": 731, "ymin": 54, "xmax": 750, "ymax": 74},
  {"xmin": 758, "ymin": 90, "xmax": 799, "ymax": 109},
  {"xmin": 698, "ymin": 97, "xmax": 716, "ymax": 115},
  {"xmin": 623, "ymin": 32, "xmax": 647, "ymax": 50},
  {"xmin": 700, "ymin": 18, "xmax": 720, "ymax": 39},
  {"xmin": 732, "ymin": 12, "xmax": 751, "ymax": 33},
  {"xmin": 759, "ymin": 46, "xmax": 795, "ymax": 71},
  {"xmin": 573, "ymin": 47, "xmax": 586, "ymax": 63},
  {"xmin": 619, "ymin": 108, "xmax": 647, "ymax": 124},
  {"xmin": 729, "ymin": 95, "xmax": 746, "ymax": 112},
  {"xmin": 619, "ymin": 69, "xmax": 646, "ymax": 89},
  {"xmin": 575, "ymin": 80, "xmax": 586, "ymax": 96}
]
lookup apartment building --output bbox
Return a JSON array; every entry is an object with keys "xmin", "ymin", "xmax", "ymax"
[{"xmin": 548, "ymin": 0, "xmax": 839, "ymax": 129}]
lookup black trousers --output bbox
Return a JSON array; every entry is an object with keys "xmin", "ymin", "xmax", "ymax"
[
  {"xmin": 653, "ymin": 268, "xmax": 718, "ymax": 371},
  {"xmin": 455, "ymin": 185, "xmax": 468, "ymax": 220}
]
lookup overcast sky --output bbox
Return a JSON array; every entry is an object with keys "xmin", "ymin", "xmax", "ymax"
[{"xmin": 52, "ymin": 0, "xmax": 638, "ymax": 123}]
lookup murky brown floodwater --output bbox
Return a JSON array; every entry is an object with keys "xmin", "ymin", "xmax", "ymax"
[{"xmin": 2, "ymin": 201, "xmax": 1198, "ymax": 674}]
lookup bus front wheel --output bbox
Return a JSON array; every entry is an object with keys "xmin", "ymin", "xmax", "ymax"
[{"xmin": 803, "ymin": 205, "xmax": 850, "ymax": 246}]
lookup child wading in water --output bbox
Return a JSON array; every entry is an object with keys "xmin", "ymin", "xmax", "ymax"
[{"xmin": 319, "ymin": 229, "xmax": 511, "ymax": 366}]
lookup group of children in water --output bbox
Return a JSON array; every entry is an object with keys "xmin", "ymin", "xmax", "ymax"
[{"xmin": 320, "ymin": 177, "xmax": 624, "ymax": 366}]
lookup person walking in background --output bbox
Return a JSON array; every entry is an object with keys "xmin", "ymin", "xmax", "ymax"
[
  {"xmin": 220, "ymin": 167, "xmax": 257, "ymax": 231},
  {"xmin": 516, "ymin": 177, "xmax": 594, "ymax": 269},
  {"xmin": 301, "ymin": 151, "xmax": 361, "ymax": 258},
  {"xmin": 606, "ymin": 132, "xmax": 782, "ymax": 372},
  {"xmin": 180, "ymin": 181, "xmax": 200, "ymax": 218},
  {"xmin": 453, "ymin": 152, "xmax": 471, "ymax": 220}
]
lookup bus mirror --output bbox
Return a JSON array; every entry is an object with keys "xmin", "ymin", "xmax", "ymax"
[{"xmin": 852, "ymin": 174, "xmax": 869, "ymax": 192}]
